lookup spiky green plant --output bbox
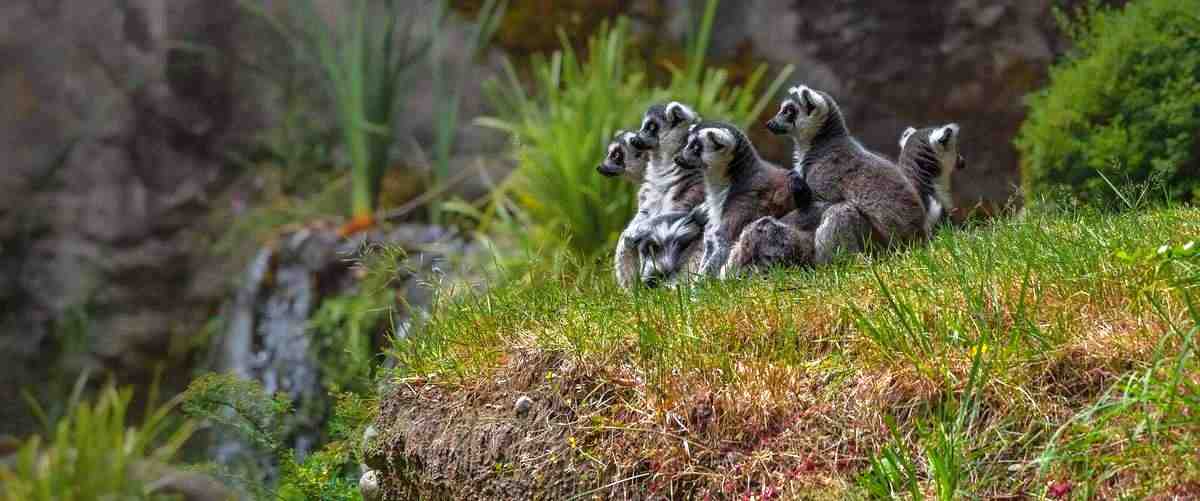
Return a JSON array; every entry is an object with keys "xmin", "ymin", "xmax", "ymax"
[
  {"xmin": 477, "ymin": 0, "xmax": 792, "ymax": 259},
  {"xmin": 0, "ymin": 384, "xmax": 195, "ymax": 501},
  {"xmin": 298, "ymin": 0, "xmax": 428, "ymax": 227},
  {"xmin": 286, "ymin": 0, "xmax": 507, "ymax": 228},
  {"xmin": 429, "ymin": 0, "xmax": 507, "ymax": 223}
]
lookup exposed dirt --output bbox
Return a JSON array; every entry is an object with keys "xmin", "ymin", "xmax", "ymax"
[
  {"xmin": 370, "ymin": 352, "xmax": 615, "ymax": 500},
  {"xmin": 369, "ymin": 350, "xmax": 883, "ymax": 500}
]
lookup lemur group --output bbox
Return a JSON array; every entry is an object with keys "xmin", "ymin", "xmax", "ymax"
[{"xmin": 597, "ymin": 85, "xmax": 966, "ymax": 289}]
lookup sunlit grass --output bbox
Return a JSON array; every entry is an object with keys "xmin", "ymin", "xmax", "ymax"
[{"xmin": 383, "ymin": 205, "xmax": 1200, "ymax": 497}]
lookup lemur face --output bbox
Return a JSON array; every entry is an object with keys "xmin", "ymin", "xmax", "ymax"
[
  {"xmin": 635, "ymin": 212, "xmax": 703, "ymax": 288},
  {"xmin": 900, "ymin": 123, "xmax": 966, "ymax": 173},
  {"xmin": 674, "ymin": 126, "xmax": 736, "ymax": 173},
  {"xmin": 631, "ymin": 102, "xmax": 699, "ymax": 155},
  {"xmin": 930, "ymin": 123, "xmax": 966, "ymax": 172},
  {"xmin": 767, "ymin": 85, "xmax": 831, "ymax": 144},
  {"xmin": 597, "ymin": 130, "xmax": 649, "ymax": 182}
]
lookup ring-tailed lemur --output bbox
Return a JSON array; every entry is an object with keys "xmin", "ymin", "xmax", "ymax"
[
  {"xmin": 674, "ymin": 121, "xmax": 813, "ymax": 278},
  {"xmin": 600, "ymin": 129, "xmax": 654, "ymax": 289},
  {"xmin": 608, "ymin": 102, "xmax": 707, "ymax": 289},
  {"xmin": 898, "ymin": 124, "xmax": 965, "ymax": 235},
  {"xmin": 767, "ymin": 85, "xmax": 925, "ymax": 264},
  {"xmin": 724, "ymin": 171, "xmax": 830, "ymax": 278},
  {"xmin": 629, "ymin": 101, "xmax": 707, "ymax": 218},
  {"xmin": 597, "ymin": 129, "xmax": 649, "ymax": 184},
  {"xmin": 629, "ymin": 207, "xmax": 706, "ymax": 288}
]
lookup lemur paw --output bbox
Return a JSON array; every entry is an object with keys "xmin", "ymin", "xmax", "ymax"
[{"xmin": 789, "ymin": 169, "xmax": 813, "ymax": 209}]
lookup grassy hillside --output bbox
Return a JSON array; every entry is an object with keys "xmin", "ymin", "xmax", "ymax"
[{"xmin": 374, "ymin": 205, "xmax": 1200, "ymax": 499}]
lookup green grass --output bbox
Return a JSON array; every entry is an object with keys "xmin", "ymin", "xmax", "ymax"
[{"xmin": 385, "ymin": 205, "xmax": 1200, "ymax": 498}]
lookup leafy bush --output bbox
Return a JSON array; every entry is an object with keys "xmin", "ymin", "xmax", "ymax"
[
  {"xmin": 181, "ymin": 373, "xmax": 376, "ymax": 501},
  {"xmin": 276, "ymin": 392, "xmax": 375, "ymax": 501},
  {"xmin": 308, "ymin": 244, "xmax": 408, "ymax": 394},
  {"xmin": 1016, "ymin": 0, "xmax": 1200, "ymax": 206},
  {"xmin": 0, "ymin": 384, "xmax": 195, "ymax": 501},
  {"xmin": 182, "ymin": 373, "xmax": 294, "ymax": 454},
  {"xmin": 476, "ymin": 0, "xmax": 791, "ymax": 259}
]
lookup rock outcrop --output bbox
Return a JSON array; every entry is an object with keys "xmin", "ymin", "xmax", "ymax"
[
  {"xmin": 0, "ymin": 0, "xmax": 260, "ymax": 434},
  {"xmin": 0, "ymin": 0, "xmax": 503, "ymax": 435},
  {"xmin": 690, "ymin": 0, "xmax": 1074, "ymax": 208}
]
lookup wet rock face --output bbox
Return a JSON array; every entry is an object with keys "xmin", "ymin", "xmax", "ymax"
[
  {"xmin": 0, "ymin": 0, "xmax": 262, "ymax": 433},
  {"xmin": 787, "ymin": 0, "xmax": 1057, "ymax": 206},
  {"xmin": 0, "ymin": 0, "xmax": 505, "ymax": 436}
]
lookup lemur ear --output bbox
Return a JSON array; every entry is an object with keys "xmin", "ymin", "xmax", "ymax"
[
  {"xmin": 932, "ymin": 123, "xmax": 959, "ymax": 148},
  {"xmin": 706, "ymin": 130, "xmax": 724, "ymax": 150},
  {"xmin": 900, "ymin": 127, "xmax": 917, "ymax": 149},
  {"xmin": 666, "ymin": 102, "xmax": 695, "ymax": 126},
  {"xmin": 800, "ymin": 89, "xmax": 818, "ymax": 114}
]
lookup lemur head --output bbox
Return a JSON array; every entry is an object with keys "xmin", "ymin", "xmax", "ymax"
[
  {"xmin": 597, "ymin": 129, "xmax": 649, "ymax": 182},
  {"xmin": 631, "ymin": 101, "xmax": 700, "ymax": 155},
  {"xmin": 899, "ymin": 123, "xmax": 966, "ymax": 177},
  {"xmin": 673, "ymin": 121, "xmax": 746, "ymax": 177},
  {"xmin": 635, "ymin": 210, "xmax": 704, "ymax": 288},
  {"xmin": 767, "ymin": 85, "xmax": 846, "ymax": 146}
]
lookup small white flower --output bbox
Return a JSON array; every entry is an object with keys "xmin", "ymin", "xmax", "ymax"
[
  {"xmin": 1158, "ymin": 244, "xmax": 1170, "ymax": 255},
  {"xmin": 1184, "ymin": 241, "xmax": 1195, "ymax": 251}
]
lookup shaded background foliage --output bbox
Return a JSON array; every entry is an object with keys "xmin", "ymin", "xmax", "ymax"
[{"xmin": 0, "ymin": 0, "xmax": 1102, "ymax": 434}]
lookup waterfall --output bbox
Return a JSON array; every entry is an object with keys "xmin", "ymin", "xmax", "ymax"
[{"xmin": 209, "ymin": 223, "xmax": 480, "ymax": 477}]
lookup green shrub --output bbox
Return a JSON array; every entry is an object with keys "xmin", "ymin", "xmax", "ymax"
[
  {"xmin": 276, "ymin": 392, "xmax": 375, "ymax": 501},
  {"xmin": 475, "ymin": 0, "xmax": 791, "ymax": 259},
  {"xmin": 0, "ymin": 384, "xmax": 195, "ymax": 501},
  {"xmin": 181, "ymin": 373, "xmax": 376, "ymax": 501},
  {"xmin": 308, "ymin": 244, "xmax": 408, "ymax": 394},
  {"xmin": 181, "ymin": 373, "xmax": 294, "ymax": 454},
  {"xmin": 1016, "ymin": 0, "xmax": 1200, "ymax": 207}
]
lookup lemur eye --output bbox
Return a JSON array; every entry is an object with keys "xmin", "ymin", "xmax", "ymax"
[
  {"xmin": 783, "ymin": 104, "xmax": 797, "ymax": 119},
  {"xmin": 643, "ymin": 121, "xmax": 658, "ymax": 135},
  {"xmin": 609, "ymin": 148, "xmax": 622, "ymax": 161}
]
